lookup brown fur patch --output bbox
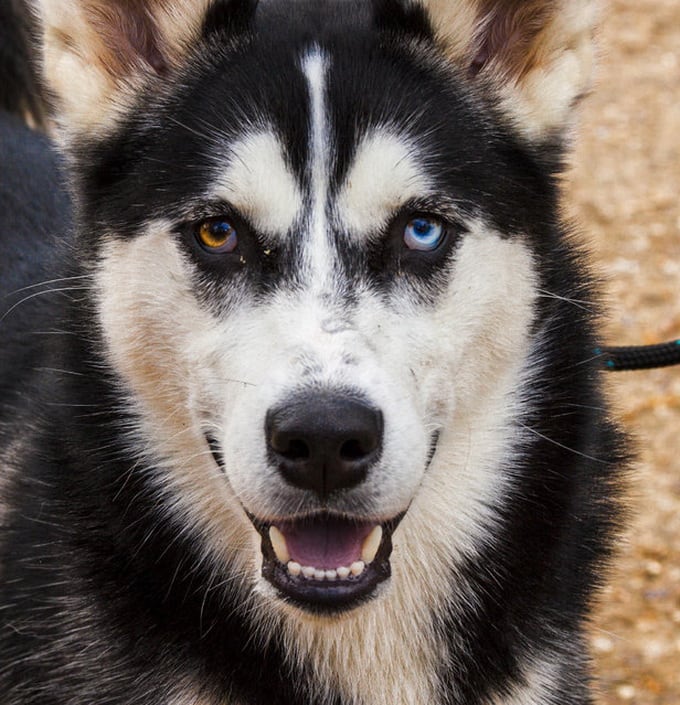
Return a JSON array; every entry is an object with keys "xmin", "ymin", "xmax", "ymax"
[
  {"xmin": 471, "ymin": 0, "xmax": 558, "ymax": 80},
  {"xmin": 83, "ymin": 0, "xmax": 170, "ymax": 77}
]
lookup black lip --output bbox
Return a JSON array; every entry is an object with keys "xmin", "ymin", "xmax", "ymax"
[
  {"xmin": 206, "ymin": 433, "xmax": 225, "ymax": 470},
  {"xmin": 426, "ymin": 430, "xmax": 440, "ymax": 469},
  {"xmin": 251, "ymin": 512, "xmax": 405, "ymax": 614}
]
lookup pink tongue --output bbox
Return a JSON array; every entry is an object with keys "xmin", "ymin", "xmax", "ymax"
[{"xmin": 278, "ymin": 517, "xmax": 375, "ymax": 570}]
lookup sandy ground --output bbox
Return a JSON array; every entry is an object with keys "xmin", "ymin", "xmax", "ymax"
[{"xmin": 565, "ymin": 0, "xmax": 680, "ymax": 702}]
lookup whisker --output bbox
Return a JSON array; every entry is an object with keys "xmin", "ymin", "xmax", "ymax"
[
  {"xmin": 0, "ymin": 286, "xmax": 89, "ymax": 323},
  {"xmin": 536, "ymin": 289, "xmax": 596, "ymax": 313},
  {"xmin": 4, "ymin": 274, "xmax": 92, "ymax": 298},
  {"xmin": 517, "ymin": 421, "xmax": 611, "ymax": 464}
]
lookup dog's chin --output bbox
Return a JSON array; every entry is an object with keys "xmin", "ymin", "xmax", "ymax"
[{"xmin": 249, "ymin": 512, "xmax": 405, "ymax": 614}]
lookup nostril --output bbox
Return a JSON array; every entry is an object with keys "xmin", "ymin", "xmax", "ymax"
[
  {"xmin": 270, "ymin": 431, "xmax": 311, "ymax": 461},
  {"xmin": 284, "ymin": 438, "xmax": 310, "ymax": 461},
  {"xmin": 339, "ymin": 438, "xmax": 370, "ymax": 461}
]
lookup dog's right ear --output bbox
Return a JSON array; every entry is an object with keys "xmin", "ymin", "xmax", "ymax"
[{"xmin": 34, "ymin": 0, "xmax": 255, "ymax": 141}]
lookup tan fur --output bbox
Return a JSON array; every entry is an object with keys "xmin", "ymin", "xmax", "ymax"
[
  {"xmin": 96, "ymin": 228, "xmax": 255, "ymax": 588},
  {"xmin": 419, "ymin": 0, "xmax": 480, "ymax": 63},
  {"xmin": 422, "ymin": 0, "xmax": 599, "ymax": 141}
]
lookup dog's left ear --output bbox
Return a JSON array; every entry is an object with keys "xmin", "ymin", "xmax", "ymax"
[{"xmin": 422, "ymin": 0, "xmax": 598, "ymax": 143}]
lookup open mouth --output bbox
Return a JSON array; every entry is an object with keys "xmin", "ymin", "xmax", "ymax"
[
  {"xmin": 206, "ymin": 430, "xmax": 440, "ymax": 611},
  {"xmin": 251, "ymin": 512, "xmax": 404, "ymax": 612}
]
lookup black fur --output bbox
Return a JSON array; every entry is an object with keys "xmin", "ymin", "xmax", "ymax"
[
  {"xmin": 0, "ymin": 0, "xmax": 44, "ymax": 124},
  {"xmin": 203, "ymin": 0, "xmax": 259, "ymax": 38},
  {"xmin": 0, "ymin": 2, "xmax": 627, "ymax": 704}
]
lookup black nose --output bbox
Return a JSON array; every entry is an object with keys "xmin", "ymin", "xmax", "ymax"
[{"xmin": 265, "ymin": 391, "xmax": 383, "ymax": 498}]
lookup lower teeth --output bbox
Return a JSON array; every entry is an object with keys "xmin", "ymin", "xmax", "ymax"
[{"xmin": 287, "ymin": 560, "xmax": 365, "ymax": 580}]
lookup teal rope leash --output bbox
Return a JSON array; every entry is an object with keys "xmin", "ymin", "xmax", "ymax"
[{"xmin": 597, "ymin": 339, "xmax": 680, "ymax": 371}]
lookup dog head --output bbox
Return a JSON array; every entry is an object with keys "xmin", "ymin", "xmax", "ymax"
[{"xmin": 36, "ymin": 0, "xmax": 597, "ymax": 618}]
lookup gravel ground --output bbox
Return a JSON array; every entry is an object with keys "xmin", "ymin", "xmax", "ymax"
[{"xmin": 565, "ymin": 1, "xmax": 680, "ymax": 702}]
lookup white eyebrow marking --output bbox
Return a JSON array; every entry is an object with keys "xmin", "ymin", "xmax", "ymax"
[
  {"xmin": 336, "ymin": 128, "xmax": 432, "ymax": 237},
  {"xmin": 211, "ymin": 130, "xmax": 302, "ymax": 236}
]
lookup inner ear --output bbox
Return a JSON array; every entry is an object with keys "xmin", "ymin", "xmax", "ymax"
[
  {"xmin": 372, "ymin": 0, "xmax": 434, "ymax": 41},
  {"xmin": 84, "ymin": 1, "xmax": 170, "ymax": 76},
  {"xmin": 468, "ymin": 1, "xmax": 555, "ymax": 79}
]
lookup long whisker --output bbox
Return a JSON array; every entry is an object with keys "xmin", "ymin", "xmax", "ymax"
[
  {"xmin": 536, "ymin": 289, "xmax": 596, "ymax": 313},
  {"xmin": 4, "ymin": 274, "xmax": 92, "ymax": 297},
  {"xmin": 517, "ymin": 421, "xmax": 612, "ymax": 465},
  {"xmin": 0, "ymin": 286, "xmax": 89, "ymax": 323}
]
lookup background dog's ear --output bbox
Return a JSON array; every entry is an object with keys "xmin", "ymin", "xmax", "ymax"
[
  {"xmin": 372, "ymin": 0, "xmax": 434, "ymax": 40},
  {"xmin": 422, "ymin": 0, "xmax": 598, "ymax": 143},
  {"xmin": 35, "ymin": 0, "xmax": 254, "ymax": 139}
]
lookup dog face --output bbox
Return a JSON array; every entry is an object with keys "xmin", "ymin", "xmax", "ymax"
[{"xmin": 39, "ymin": 0, "xmax": 597, "ymax": 619}]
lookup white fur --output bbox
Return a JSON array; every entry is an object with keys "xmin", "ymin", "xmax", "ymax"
[
  {"xmin": 487, "ymin": 655, "xmax": 562, "ymax": 705},
  {"xmin": 300, "ymin": 49, "xmax": 335, "ymax": 293},
  {"xmin": 274, "ymin": 230, "xmax": 539, "ymax": 705},
  {"xmin": 210, "ymin": 130, "xmax": 302, "ymax": 236},
  {"xmin": 336, "ymin": 128, "xmax": 432, "ymax": 236},
  {"xmin": 96, "ymin": 227, "xmax": 255, "ymax": 590}
]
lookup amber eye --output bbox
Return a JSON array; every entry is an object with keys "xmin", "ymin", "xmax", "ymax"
[{"xmin": 195, "ymin": 218, "xmax": 238, "ymax": 253}]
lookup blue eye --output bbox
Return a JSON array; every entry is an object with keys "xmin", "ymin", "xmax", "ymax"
[
  {"xmin": 403, "ymin": 217, "xmax": 445, "ymax": 251},
  {"xmin": 196, "ymin": 218, "xmax": 238, "ymax": 253}
]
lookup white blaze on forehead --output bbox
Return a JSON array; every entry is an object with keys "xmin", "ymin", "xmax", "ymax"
[
  {"xmin": 211, "ymin": 131, "xmax": 302, "ymax": 236},
  {"xmin": 300, "ymin": 48, "xmax": 333, "ymax": 289},
  {"xmin": 302, "ymin": 49, "xmax": 330, "ymax": 227},
  {"xmin": 337, "ymin": 129, "xmax": 432, "ymax": 236}
]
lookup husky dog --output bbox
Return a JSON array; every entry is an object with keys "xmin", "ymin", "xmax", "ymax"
[{"xmin": 0, "ymin": 1, "xmax": 627, "ymax": 703}]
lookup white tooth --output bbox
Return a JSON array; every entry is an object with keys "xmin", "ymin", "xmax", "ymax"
[
  {"xmin": 302, "ymin": 566, "xmax": 316, "ymax": 579},
  {"xmin": 361, "ymin": 525, "xmax": 383, "ymax": 564},
  {"xmin": 336, "ymin": 566, "xmax": 351, "ymax": 580},
  {"xmin": 350, "ymin": 561, "xmax": 365, "ymax": 577},
  {"xmin": 269, "ymin": 526, "xmax": 290, "ymax": 564},
  {"xmin": 287, "ymin": 561, "xmax": 301, "ymax": 577},
  {"xmin": 324, "ymin": 569, "xmax": 337, "ymax": 581},
  {"xmin": 313, "ymin": 569, "xmax": 326, "ymax": 581}
]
